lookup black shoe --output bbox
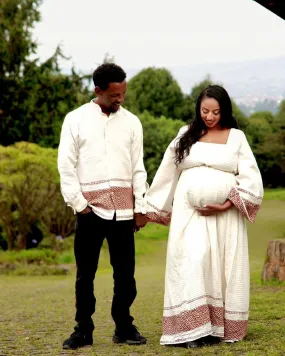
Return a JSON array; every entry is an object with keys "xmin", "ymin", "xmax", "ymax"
[
  {"xmin": 112, "ymin": 325, "xmax": 147, "ymax": 345},
  {"xmin": 63, "ymin": 331, "xmax": 93, "ymax": 350},
  {"xmin": 201, "ymin": 335, "xmax": 221, "ymax": 346},
  {"xmin": 184, "ymin": 339, "xmax": 203, "ymax": 348},
  {"xmin": 165, "ymin": 343, "xmax": 184, "ymax": 348}
]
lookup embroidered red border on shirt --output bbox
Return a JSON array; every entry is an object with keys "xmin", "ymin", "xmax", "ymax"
[{"xmin": 83, "ymin": 187, "xmax": 133, "ymax": 210}]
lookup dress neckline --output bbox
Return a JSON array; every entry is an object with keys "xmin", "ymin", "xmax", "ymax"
[{"xmin": 197, "ymin": 128, "xmax": 233, "ymax": 146}]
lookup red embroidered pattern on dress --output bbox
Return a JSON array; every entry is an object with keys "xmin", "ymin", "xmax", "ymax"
[
  {"xmin": 83, "ymin": 187, "xmax": 133, "ymax": 210},
  {"xmin": 244, "ymin": 200, "xmax": 260, "ymax": 223},
  {"xmin": 237, "ymin": 187, "xmax": 262, "ymax": 200},
  {"xmin": 163, "ymin": 305, "xmax": 224, "ymax": 335},
  {"xmin": 146, "ymin": 202, "xmax": 171, "ymax": 226},
  {"xmin": 146, "ymin": 212, "xmax": 171, "ymax": 226},
  {"xmin": 223, "ymin": 319, "xmax": 248, "ymax": 341},
  {"xmin": 147, "ymin": 202, "xmax": 170, "ymax": 215},
  {"xmin": 163, "ymin": 303, "xmax": 248, "ymax": 341},
  {"xmin": 228, "ymin": 188, "xmax": 260, "ymax": 223}
]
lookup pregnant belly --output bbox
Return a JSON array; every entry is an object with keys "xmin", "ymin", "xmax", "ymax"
[{"xmin": 179, "ymin": 166, "xmax": 236, "ymax": 208}]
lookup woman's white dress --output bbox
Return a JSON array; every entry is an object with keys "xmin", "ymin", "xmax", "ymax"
[{"xmin": 145, "ymin": 127, "xmax": 263, "ymax": 344}]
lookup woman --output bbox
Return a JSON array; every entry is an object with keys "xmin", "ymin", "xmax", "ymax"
[{"xmin": 145, "ymin": 85, "xmax": 263, "ymax": 348}]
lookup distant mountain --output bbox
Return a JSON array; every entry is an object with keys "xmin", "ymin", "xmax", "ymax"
[
  {"xmin": 126, "ymin": 56, "xmax": 285, "ymax": 101},
  {"xmin": 238, "ymin": 99, "xmax": 280, "ymax": 116},
  {"xmin": 69, "ymin": 56, "xmax": 284, "ymax": 114}
]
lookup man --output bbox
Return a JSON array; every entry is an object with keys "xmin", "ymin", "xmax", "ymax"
[{"xmin": 58, "ymin": 63, "xmax": 148, "ymax": 350}]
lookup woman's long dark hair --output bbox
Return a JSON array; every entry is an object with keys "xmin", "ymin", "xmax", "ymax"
[{"xmin": 175, "ymin": 85, "xmax": 238, "ymax": 165}]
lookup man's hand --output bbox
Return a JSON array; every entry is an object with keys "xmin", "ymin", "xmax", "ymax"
[
  {"xmin": 134, "ymin": 213, "xmax": 147, "ymax": 232},
  {"xmin": 195, "ymin": 200, "xmax": 233, "ymax": 217},
  {"xmin": 78, "ymin": 206, "xmax": 92, "ymax": 215}
]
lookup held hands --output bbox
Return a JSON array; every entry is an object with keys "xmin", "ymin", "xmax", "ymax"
[
  {"xmin": 195, "ymin": 200, "xmax": 234, "ymax": 217},
  {"xmin": 78, "ymin": 206, "xmax": 92, "ymax": 214},
  {"xmin": 134, "ymin": 213, "xmax": 148, "ymax": 232}
]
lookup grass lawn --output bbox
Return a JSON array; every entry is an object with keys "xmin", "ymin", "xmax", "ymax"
[{"xmin": 0, "ymin": 198, "xmax": 285, "ymax": 355}]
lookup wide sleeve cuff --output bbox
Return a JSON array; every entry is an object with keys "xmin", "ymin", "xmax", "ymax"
[
  {"xmin": 228, "ymin": 187, "xmax": 262, "ymax": 223},
  {"xmin": 146, "ymin": 202, "xmax": 172, "ymax": 226}
]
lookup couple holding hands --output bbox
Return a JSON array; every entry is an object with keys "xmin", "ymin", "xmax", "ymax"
[{"xmin": 58, "ymin": 63, "xmax": 263, "ymax": 350}]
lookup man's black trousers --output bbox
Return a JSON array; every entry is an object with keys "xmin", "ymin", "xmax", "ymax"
[{"xmin": 74, "ymin": 212, "xmax": 136, "ymax": 332}]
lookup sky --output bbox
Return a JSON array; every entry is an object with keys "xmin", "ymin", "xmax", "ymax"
[{"xmin": 33, "ymin": 0, "xmax": 285, "ymax": 72}]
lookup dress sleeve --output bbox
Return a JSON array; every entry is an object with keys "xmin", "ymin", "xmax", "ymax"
[
  {"xmin": 228, "ymin": 131, "xmax": 264, "ymax": 223},
  {"xmin": 145, "ymin": 126, "xmax": 187, "ymax": 225},
  {"xmin": 129, "ymin": 118, "xmax": 148, "ymax": 214}
]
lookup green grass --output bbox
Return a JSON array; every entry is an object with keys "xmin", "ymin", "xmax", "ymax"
[
  {"xmin": 0, "ymin": 199, "xmax": 285, "ymax": 355},
  {"xmin": 264, "ymin": 188, "xmax": 285, "ymax": 201}
]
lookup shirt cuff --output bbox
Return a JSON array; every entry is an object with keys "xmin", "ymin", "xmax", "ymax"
[
  {"xmin": 134, "ymin": 197, "xmax": 147, "ymax": 214},
  {"xmin": 68, "ymin": 194, "xmax": 88, "ymax": 214}
]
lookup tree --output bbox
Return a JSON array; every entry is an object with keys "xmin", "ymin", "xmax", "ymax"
[
  {"xmin": 269, "ymin": 100, "xmax": 285, "ymax": 185},
  {"xmin": 0, "ymin": 0, "xmax": 41, "ymax": 145},
  {"xmin": 102, "ymin": 52, "xmax": 115, "ymax": 64},
  {"xmin": 125, "ymin": 67, "xmax": 194, "ymax": 121},
  {"xmin": 140, "ymin": 112, "xmax": 185, "ymax": 183},
  {"xmin": 247, "ymin": 111, "xmax": 274, "ymax": 147},
  {"xmin": 0, "ymin": 0, "xmax": 41, "ymax": 78},
  {"xmin": 0, "ymin": 0, "xmax": 92, "ymax": 147},
  {"xmin": 247, "ymin": 108, "xmax": 285, "ymax": 187},
  {"xmin": 190, "ymin": 75, "xmax": 216, "ymax": 103}
]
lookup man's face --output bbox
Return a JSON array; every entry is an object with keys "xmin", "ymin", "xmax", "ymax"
[{"xmin": 95, "ymin": 80, "xmax": 127, "ymax": 113}]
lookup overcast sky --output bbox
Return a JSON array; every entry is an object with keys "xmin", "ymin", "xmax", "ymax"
[{"xmin": 33, "ymin": 0, "xmax": 285, "ymax": 71}]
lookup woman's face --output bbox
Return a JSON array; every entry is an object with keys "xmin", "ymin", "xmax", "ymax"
[{"xmin": 200, "ymin": 97, "xmax": 221, "ymax": 129}]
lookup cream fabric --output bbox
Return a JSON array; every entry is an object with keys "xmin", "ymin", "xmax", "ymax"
[
  {"xmin": 146, "ymin": 127, "xmax": 263, "ymax": 344},
  {"xmin": 58, "ymin": 101, "xmax": 147, "ymax": 220}
]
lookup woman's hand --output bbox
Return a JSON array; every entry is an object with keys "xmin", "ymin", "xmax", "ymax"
[{"xmin": 195, "ymin": 200, "xmax": 233, "ymax": 216}]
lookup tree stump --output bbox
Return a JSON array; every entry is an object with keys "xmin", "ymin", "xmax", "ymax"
[{"xmin": 262, "ymin": 239, "xmax": 285, "ymax": 281}]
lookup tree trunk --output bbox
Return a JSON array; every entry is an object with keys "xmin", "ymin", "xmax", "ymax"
[
  {"xmin": 18, "ymin": 233, "xmax": 27, "ymax": 250},
  {"xmin": 262, "ymin": 239, "xmax": 285, "ymax": 281}
]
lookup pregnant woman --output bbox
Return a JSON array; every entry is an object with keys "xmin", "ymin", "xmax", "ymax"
[{"xmin": 146, "ymin": 85, "xmax": 263, "ymax": 348}]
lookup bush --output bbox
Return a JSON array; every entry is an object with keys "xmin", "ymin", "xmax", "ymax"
[
  {"xmin": 0, "ymin": 143, "xmax": 59, "ymax": 249},
  {"xmin": 38, "ymin": 234, "xmax": 75, "ymax": 251},
  {"xmin": 0, "ymin": 248, "xmax": 59, "ymax": 265},
  {"xmin": 0, "ymin": 265, "xmax": 69, "ymax": 276},
  {"xmin": 0, "ymin": 142, "xmax": 76, "ymax": 250}
]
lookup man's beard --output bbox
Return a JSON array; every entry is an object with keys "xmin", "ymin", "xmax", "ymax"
[{"xmin": 110, "ymin": 103, "xmax": 120, "ymax": 113}]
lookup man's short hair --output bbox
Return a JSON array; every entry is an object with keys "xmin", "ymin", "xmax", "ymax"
[{"xmin": 93, "ymin": 63, "xmax": 126, "ymax": 90}]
